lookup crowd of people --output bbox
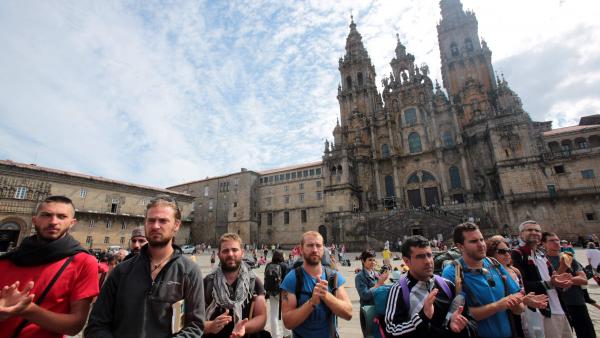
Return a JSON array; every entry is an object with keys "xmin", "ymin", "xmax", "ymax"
[
  {"xmin": 355, "ymin": 222, "xmax": 600, "ymax": 338},
  {"xmin": 0, "ymin": 194, "xmax": 599, "ymax": 338}
]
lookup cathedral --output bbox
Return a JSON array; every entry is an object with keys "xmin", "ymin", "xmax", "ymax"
[
  {"xmin": 1, "ymin": 0, "xmax": 599, "ymax": 251},
  {"xmin": 168, "ymin": 0, "xmax": 599, "ymax": 248}
]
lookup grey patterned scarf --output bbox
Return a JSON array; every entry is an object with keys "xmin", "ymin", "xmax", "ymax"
[{"xmin": 206, "ymin": 262, "xmax": 255, "ymax": 324}]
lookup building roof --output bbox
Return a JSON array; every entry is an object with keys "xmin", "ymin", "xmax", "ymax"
[
  {"xmin": 167, "ymin": 160, "xmax": 323, "ymax": 189},
  {"xmin": 257, "ymin": 160, "xmax": 322, "ymax": 175},
  {"xmin": 542, "ymin": 124, "xmax": 600, "ymax": 137},
  {"xmin": 0, "ymin": 159, "xmax": 191, "ymax": 197}
]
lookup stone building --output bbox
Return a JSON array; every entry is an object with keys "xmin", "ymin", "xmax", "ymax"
[
  {"xmin": 168, "ymin": 162, "xmax": 325, "ymax": 246},
  {"xmin": 0, "ymin": 160, "xmax": 194, "ymax": 251},
  {"xmin": 171, "ymin": 0, "xmax": 599, "ymax": 248}
]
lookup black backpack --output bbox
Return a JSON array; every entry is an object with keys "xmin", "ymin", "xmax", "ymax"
[{"xmin": 264, "ymin": 262, "xmax": 283, "ymax": 296}]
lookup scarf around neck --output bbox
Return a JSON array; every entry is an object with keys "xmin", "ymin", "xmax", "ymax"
[
  {"xmin": 0, "ymin": 234, "xmax": 87, "ymax": 266},
  {"xmin": 207, "ymin": 262, "xmax": 255, "ymax": 324}
]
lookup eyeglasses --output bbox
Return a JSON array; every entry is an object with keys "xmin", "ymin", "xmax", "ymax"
[{"xmin": 496, "ymin": 249, "xmax": 511, "ymax": 255}]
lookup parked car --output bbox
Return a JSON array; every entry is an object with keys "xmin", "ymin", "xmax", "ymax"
[
  {"xmin": 181, "ymin": 245, "xmax": 196, "ymax": 254},
  {"xmin": 107, "ymin": 246, "xmax": 121, "ymax": 253}
]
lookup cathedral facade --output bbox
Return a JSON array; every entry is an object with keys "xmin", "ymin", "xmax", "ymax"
[
  {"xmin": 171, "ymin": 0, "xmax": 599, "ymax": 248},
  {"xmin": 3, "ymin": 0, "xmax": 598, "ymax": 251}
]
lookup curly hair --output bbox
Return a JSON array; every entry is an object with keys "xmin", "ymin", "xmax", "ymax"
[{"xmin": 485, "ymin": 235, "xmax": 506, "ymax": 258}]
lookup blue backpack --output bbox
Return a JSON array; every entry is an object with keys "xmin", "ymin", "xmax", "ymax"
[{"xmin": 360, "ymin": 275, "xmax": 452, "ymax": 338}]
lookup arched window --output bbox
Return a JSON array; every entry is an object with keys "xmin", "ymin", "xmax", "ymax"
[
  {"xmin": 422, "ymin": 171, "xmax": 435, "ymax": 182},
  {"xmin": 404, "ymin": 108, "xmax": 417, "ymax": 126},
  {"xmin": 575, "ymin": 137, "xmax": 588, "ymax": 149},
  {"xmin": 407, "ymin": 173, "xmax": 420, "ymax": 184},
  {"xmin": 346, "ymin": 76, "xmax": 352, "ymax": 89},
  {"xmin": 357, "ymin": 72, "xmax": 364, "ymax": 86},
  {"xmin": 548, "ymin": 141, "xmax": 560, "ymax": 152},
  {"xmin": 450, "ymin": 43, "xmax": 459, "ymax": 57},
  {"xmin": 589, "ymin": 135, "xmax": 600, "ymax": 148},
  {"xmin": 381, "ymin": 144, "xmax": 390, "ymax": 158},
  {"xmin": 408, "ymin": 132, "xmax": 422, "ymax": 153},
  {"xmin": 442, "ymin": 132, "xmax": 454, "ymax": 147},
  {"xmin": 384, "ymin": 176, "xmax": 395, "ymax": 197},
  {"xmin": 465, "ymin": 38, "xmax": 473, "ymax": 52},
  {"xmin": 560, "ymin": 140, "xmax": 572, "ymax": 152},
  {"xmin": 449, "ymin": 166, "xmax": 462, "ymax": 189}
]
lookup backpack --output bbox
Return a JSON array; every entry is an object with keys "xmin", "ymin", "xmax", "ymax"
[
  {"xmin": 264, "ymin": 263, "xmax": 283, "ymax": 296},
  {"xmin": 294, "ymin": 266, "xmax": 339, "ymax": 338}
]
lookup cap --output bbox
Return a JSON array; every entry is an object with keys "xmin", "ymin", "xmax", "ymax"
[{"xmin": 131, "ymin": 226, "xmax": 146, "ymax": 239}]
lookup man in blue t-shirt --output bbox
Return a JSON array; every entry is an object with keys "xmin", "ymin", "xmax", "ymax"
[
  {"xmin": 280, "ymin": 231, "xmax": 352, "ymax": 338},
  {"xmin": 442, "ymin": 223, "xmax": 523, "ymax": 338}
]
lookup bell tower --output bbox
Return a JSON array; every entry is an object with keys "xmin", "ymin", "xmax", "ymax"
[
  {"xmin": 437, "ymin": 0, "xmax": 496, "ymax": 102},
  {"xmin": 337, "ymin": 16, "xmax": 381, "ymax": 131}
]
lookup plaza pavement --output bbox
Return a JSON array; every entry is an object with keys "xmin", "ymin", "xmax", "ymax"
[{"xmin": 70, "ymin": 248, "xmax": 600, "ymax": 337}]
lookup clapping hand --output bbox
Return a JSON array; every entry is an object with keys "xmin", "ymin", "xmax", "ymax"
[
  {"xmin": 423, "ymin": 289, "xmax": 438, "ymax": 319},
  {"xmin": 0, "ymin": 281, "xmax": 35, "ymax": 321},
  {"xmin": 230, "ymin": 318, "xmax": 248, "ymax": 338},
  {"xmin": 449, "ymin": 306, "xmax": 468, "ymax": 333},
  {"xmin": 523, "ymin": 292, "xmax": 548, "ymax": 309}
]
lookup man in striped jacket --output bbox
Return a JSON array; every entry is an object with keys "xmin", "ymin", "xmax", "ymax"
[{"xmin": 383, "ymin": 236, "xmax": 477, "ymax": 337}]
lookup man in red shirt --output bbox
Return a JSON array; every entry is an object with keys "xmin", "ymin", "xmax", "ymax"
[{"xmin": 0, "ymin": 195, "xmax": 99, "ymax": 338}]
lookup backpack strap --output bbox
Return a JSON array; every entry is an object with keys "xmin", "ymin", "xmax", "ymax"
[
  {"xmin": 433, "ymin": 275, "xmax": 453, "ymax": 299},
  {"xmin": 452, "ymin": 260, "xmax": 463, "ymax": 294},
  {"xmin": 294, "ymin": 266, "xmax": 303, "ymax": 303},
  {"xmin": 400, "ymin": 275, "xmax": 410, "ymax": 308}
]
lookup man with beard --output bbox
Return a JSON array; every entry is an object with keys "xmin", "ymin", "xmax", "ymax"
[
  {"xmin": 542, "ymin": 232, "xmax": 595, "ymax": 338},
  {"xmin": 442, "ymin": 223, "xmax": 523, "ymax": 338},
  {"xmin": 511, "ymin": 221, "xmax": 573, "ymax": 338},
  {"xmin": 280, "ymin": 231, "xmax": 352, "ymax": 338},
  {"xmin": 0, "ymin": 195, "xmax": 99, "ymax": 338},
  {"xmin": 85, "ymin": 195, "xmax": 205, "ymax": 337},
  {"xmin": 123, "ymin": 226, "xmax": 147, "ymax": 261},
  {"xmin": 383, "ymin": 235, "xmax": 477, "ymax": 337},
  {"xmin": 202, "ymin": 233, "xmax": 267, "ymax": 338}
]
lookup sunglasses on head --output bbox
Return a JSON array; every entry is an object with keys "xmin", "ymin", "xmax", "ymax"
[{"xmin": 496, "ymin": 249, "xmax": 511, "ymax": 255}]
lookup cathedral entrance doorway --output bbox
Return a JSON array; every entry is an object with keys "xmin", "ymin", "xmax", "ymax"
[
  {"xmin": 0, "ymin": 222, "xmax": 21, "ymax": 252},
  {"xmin": 318, "ymin": 225, "xmax": 328, "ymax": 244},
  {"xmin": 411, "ymin": 228, "xmax": 424, "ymax": 236},
  {"xmin": 405, "ymin": 171, "xmax": 441, "ymax": 208}
]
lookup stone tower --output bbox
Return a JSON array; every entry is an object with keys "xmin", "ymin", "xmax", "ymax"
[{"xmin": 437, "ymin": 0, "xmax": 496, "ymax": 127}]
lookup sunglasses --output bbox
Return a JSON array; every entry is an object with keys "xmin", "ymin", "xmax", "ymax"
[{"xmin": 496, "ymin": 249, "xmax": 511, "ymax": 255}]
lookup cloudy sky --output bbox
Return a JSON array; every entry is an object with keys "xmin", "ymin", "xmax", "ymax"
[{"xmin": 1, "ymin": 0, "xmax": 599, "ymax": 188}]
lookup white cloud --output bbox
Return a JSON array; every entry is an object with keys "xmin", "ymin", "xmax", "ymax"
[{"xmin": 1, "ymin": 0, "xmax": 599, "ymax": 187}]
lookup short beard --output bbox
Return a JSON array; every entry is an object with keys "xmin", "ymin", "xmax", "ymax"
[
  {"xmin": 148, "ymin": 238, "xmax": 171, "ymax": 248},
  {"xmin": 221, "ymin": 260, "xmax": 241, "ymax": 272},
  {"xmin": 303, "ymin": 254, "xmax": 321, "ymax": 266}
]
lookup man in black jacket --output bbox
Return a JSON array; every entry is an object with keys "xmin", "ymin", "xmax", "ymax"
[
  {"xmin": 85, "ymin": 195, "xmax": 205, "ymax": 337},
  {"xmin": 511, "ymin": 220, "xmax": 573, "ymax": 338},
  {"xmin": 383, "ymin": 235, "xmax": 477, "ymax": 337}
]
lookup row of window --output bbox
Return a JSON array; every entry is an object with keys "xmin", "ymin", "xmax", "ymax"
[
  {"xmin": 548, "ymin": 135, "xmax": 600, "ymax": 153},
  {"xmin": 85, "ymin": 236, "xmax": 126, "ymax": 245},
  {"xmin": 261, "ymin": 209, "xmax": 308, "ymax": 226},
  {"xmin": 86, "ymin": 219, "xmax": 130, "ymax": 229},
  {"xmin": 265, "ymin": 191, "xmax": 323, "ymax": 205},
  {"xmin": 553, "ymin": 165, "xmax": 596, "ymax": 179},
  {"xmin": 450, "ymin": 38, "xmax": 474, "ymax": 57},
  {"xmin": 260, "ymin": 168, "xmax": 322, "ymax": 185},
  {"xmin": 380, "ymin": 132, "xmax": 453, "ymax": 158}
]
